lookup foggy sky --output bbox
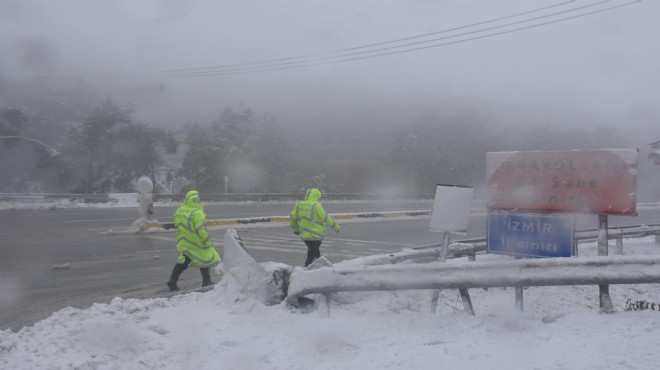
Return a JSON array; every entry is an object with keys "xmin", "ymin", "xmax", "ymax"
[{"xmin": 1, "ymin": 0, "xmax": 658, "ymax": 140}]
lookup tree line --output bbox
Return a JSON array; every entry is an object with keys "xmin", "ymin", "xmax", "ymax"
[{"xmin": 0, "ymin": 78, "xmax": 631, "ymax": 196}]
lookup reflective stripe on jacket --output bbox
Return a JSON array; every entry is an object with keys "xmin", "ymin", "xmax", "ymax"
[
  {"xmin": 174, "ymin": 190, "xmax": 221, "ymax": 267},
  {"xmin": 290, "ymin": 188, "xmax": 340, "ymax": 240}
]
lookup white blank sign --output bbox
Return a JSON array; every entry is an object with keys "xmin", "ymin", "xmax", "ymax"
[{"xmin": 429, "ymin": 184, "xmax": 474, "ymax": 233}]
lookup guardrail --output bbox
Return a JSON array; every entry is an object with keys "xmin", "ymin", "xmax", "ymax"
[
  {"xmin": 285, "ymin": 255, "xmax": 660, "ymax": 311},
  {"xmin": 347, "ymin": 224, "xmax": 660, "ymax": 266},
  {"xmin": 285, "ymin": 224, "xmax": 660, "ymax": 315},
  {"xmin": 0, "ymin": 192, "xmax": 434, "ymax": 204}
]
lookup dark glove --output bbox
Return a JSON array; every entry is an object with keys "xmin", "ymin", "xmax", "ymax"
[{"xmin": 294, "ymin": 231, "xmax": 300, "ymax": 236}]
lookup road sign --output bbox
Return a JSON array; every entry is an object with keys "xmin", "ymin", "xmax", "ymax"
[
  {"xmin": 487, "ymin": 211, "xmax": 575, "ymax": 258},
  {"xmin": 486, "ymin": 149, "xmax": 638, "ymax": 215},
  {"xmin": 429, "ymin": 184, "xmax": 473, "ymax": 233}
]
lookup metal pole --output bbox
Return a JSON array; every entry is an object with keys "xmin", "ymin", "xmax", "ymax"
[
  {"xmin": 459, "ymin": 249, "xmax": 476, "ymax": 315},
  {"xmin": 440, "ymin": 232, "xmax": 450, "ymax": 262},
  {"xmin": 459, "ymin": 287, "xmax": 475, "ymax": 315},
  {"xmin": 430, "ymin": 232, "xmax": 450, "ymax": 313},
  {"xmin": 430, "ymin": 290, "xmax": 440, "ymax": 314},
  {"xmin": 615, "ymin": 234, "xmax": 623, "ymax": 256},
  {"xmin": 324, "ymin": 293, "xmax": 331, "ymax": 318},
  {"xmin": 515, "ymin": 256, "xmax": 523, "ymax": 312},
  {"xmin": 515, "ymin": 287, "xmax": 524, "ymax": 312},
  {"xmin": 598, "ymin": 214, "xmax": 615, "ymax": 313}
]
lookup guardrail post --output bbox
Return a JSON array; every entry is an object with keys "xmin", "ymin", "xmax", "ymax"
[
  {"xmin": 615, "ymin": 232, "xmax": 624, "ymax": 256},
  {"xmin": 430, "ymin": 290, "xmax": 440, "ymax": 313},
  {"xmin": 324, "ymin": 293, "xmax": 332, "ymax": 318},
  {"xmin": 515, "ymin": 256, "xmax": 524, "ymax": 312}
]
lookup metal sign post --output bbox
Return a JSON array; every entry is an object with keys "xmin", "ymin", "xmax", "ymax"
[
  {"xmin": 598, "ymin": 214, "xmax": 615, "ymax": 313},
  {"xmin": 429, "ymin": 184, "xmax": 474, "ymax": 315},
  {"xmin": 429, "ymin": 231, "xmax": 475, "ymax": 315},
  {"xmin": 430, "ymin": 231, "xmax": 450, "ymax": 314},
  {"xmin": 440, "ymin": 232, "xmax": 450, "ymax": 262}
]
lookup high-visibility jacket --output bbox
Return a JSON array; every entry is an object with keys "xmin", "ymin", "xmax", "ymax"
[
  {"xmin": 290, "ymin": 188, "xmax": 340, "ymax": 240},
  {"xmin": 174, "ymin": 190, "xmax": 221, "ymax": 267}
]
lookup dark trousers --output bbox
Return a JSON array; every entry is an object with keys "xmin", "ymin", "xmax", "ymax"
[
  {"xmin": 169, "ymin": 254, "xmax": 212, "ymax": 285},
  {"xmin": 304, "ymin": 240, "xmax": 322, "ymax": 267}
]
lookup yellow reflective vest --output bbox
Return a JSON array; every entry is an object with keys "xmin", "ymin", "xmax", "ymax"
[
  {"xmin": 290, "ymin": 188, "xmax": 340, "ymax": 240},
  {"xmin": 174, "ymin": 190, "xmax": 221, "ymax": 267}
]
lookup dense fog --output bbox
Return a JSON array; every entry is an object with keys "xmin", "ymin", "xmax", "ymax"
[{"xmin": 1, "ymin": 0, "xmax": 659, "ymax": 200}]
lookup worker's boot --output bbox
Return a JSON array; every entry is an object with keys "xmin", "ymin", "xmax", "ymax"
[
  {"xmin": 200, "ymin": 267, "xmax": 214, "ymax": 287},
  {"xmin": 166, "ymin": 263, "xmax": 187, "ymax": 291}
]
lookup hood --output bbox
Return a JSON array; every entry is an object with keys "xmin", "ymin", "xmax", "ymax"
[
  {"xmin": 305, "ymin": 188, "xmax": 321, "ymax": 202},
  {"xmin": 184, "ymin": 190, "xmax": 203, "ymax": 210}
]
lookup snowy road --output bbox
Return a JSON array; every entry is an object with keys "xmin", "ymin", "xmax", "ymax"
[
  {"xmin": 0, "ymin": 201, "xmax": 438, "ymax": 331},
  {"xmin": 2, "ymin": 201, "xmax": 658, "ymax": 332}
]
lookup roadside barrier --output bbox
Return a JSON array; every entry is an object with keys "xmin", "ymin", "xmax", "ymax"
[
  {"xmin": 0, "ymin": 192, "xmax": 434, "ymax": 204},
  {"xmin": 285, "ymin": 255, "xmax": 660, "ymax": 313},
  {"xmin": 350, "ymin": 224, "xmax": 660, "ymax": 266},
  {"xmin": 284, "ymin": 224, "xmax": 660, "ymax": 314}
]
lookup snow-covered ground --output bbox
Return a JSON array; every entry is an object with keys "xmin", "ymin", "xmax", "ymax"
[{"xmin": 1, "ymin": 234, "xmax": 659, "ymax": 370}]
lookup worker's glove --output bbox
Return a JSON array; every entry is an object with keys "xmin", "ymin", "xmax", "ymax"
[{"xmin": 293, "ymin": 231, "xmax": 300, "ymax": 236}]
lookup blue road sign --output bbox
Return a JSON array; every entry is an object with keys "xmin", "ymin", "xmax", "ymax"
[{"xmin": 487, "ymin": 211, "xmax": 575, "ymax": 258}]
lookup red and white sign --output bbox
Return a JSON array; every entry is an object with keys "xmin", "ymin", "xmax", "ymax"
[{"xmin": 487, "ymin": 149, "xmax": 638, "ymax": 215}]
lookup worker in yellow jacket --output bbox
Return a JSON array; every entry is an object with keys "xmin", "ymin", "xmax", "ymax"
[
  {"xmin": 290, "ymin": 188, "xmax": 340, "ymax": 267},
  {"xmin": 166, "ymin": 190, "xmax": 221, "ymax": 291}
]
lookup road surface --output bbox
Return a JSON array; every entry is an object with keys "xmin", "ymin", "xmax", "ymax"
[
  {"xmin": 1, "ymin": 200, "xmax": 437, "ymax": 331},
  {"xmin": 1, "ymin": 200, "xmax": 657, "ymax": 331}
]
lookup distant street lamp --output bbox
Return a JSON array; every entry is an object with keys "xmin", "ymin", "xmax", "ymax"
[{"xmin": 0, "ymin": 135, "xmax": 60, "ymax": 156}]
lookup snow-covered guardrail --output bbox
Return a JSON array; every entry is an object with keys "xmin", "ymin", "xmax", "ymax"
[
  {"xmin": 347, "ymin": 224, "xmax": 660, "ymax": 266},
  {"xmin": 285, "ymin": 255, "xmax": 660, "ymax": 308},
  {"xmin": 0, "ymin": 192, "xmax": 435, "ymax": 204}
]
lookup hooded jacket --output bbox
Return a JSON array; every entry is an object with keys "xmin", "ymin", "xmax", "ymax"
[
  {"xmin": 173, "ymin": 190, "xmax": 221, "ymax": 267},
  {"xmin": 290, "ymin": 188, "xmax": 340, "ymax": 240}
]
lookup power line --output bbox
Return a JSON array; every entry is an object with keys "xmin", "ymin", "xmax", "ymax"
[
  {"xmin": 155, "ymin": 0, "xmax": 577, "ymax": 75},
  {"xmin": 141, "ymin": 0, "xmax": 641, "ymax": 78},
  {"xmin": 159, "ymin": 0, "xmax": 623, "ymax": 78},
  {"xmin": 29, "ymin": 0, "xmax": 642, "ymax": 80}
]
